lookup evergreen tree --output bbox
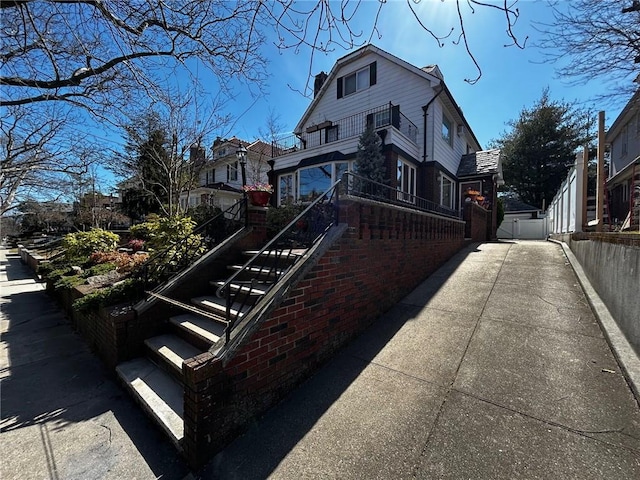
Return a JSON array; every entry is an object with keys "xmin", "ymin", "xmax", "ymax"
[
  {"xmin": 354, "ymin": 123, "xmax": 386, "ymax": 184},
  {"xmin": 491, "ymin": 89, "xmax": 594, "ymax": 208}
]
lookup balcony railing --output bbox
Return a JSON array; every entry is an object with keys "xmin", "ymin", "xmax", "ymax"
[
  {"xmin": 340, "ymin": 172, "xmax": 461, "ymax": 219},
  {"xmin": 273, "ymin": 103, "xmax": 418, "ymax": 156}
]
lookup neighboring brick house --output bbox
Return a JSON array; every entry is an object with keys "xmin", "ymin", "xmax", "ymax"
[
  {"xmin": 179, "ymin": 137, "xmax": 274, "ymax": 212},
  {"xmin": 269, "ymin": 44, "xmax": 502, "ymax": 228},
  {"xmin": 606, "ymin": 88, "xmax": 640, "ymax": 228}
]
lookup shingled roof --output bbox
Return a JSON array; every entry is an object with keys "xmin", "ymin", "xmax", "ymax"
[
  {"xmin": 502, "ymin": 197, "xmax": 540, "ymax": 213},
  {"xmin": 457, "ymin": 149, "xmax": 502, "ymax": 178}
]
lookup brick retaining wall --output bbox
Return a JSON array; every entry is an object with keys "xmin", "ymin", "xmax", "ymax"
[
  {"xmin": 463, "ymin": 203, "xmax": 490, "ymax": 241},
  {"xmin": 182, "ymin": 198, "xmax": 466, "ymax": 466}
]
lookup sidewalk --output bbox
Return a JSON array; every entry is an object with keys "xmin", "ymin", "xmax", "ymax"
[
  {"xmin": 0, "ymin": 248, "xmax": 189, "ymax": 480},
  {"xmin": 199, "ymin": 240, "xmax": 640, "ymax": 479}
]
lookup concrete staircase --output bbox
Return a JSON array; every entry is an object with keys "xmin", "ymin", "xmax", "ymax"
[{"xmin": 115, "ymin": 248, "xmax": 305, "ymax": 450}]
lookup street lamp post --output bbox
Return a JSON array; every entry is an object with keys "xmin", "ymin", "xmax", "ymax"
[{"xmin": 236, "ymin": 145, "xmax": 248, "ymax": 191}]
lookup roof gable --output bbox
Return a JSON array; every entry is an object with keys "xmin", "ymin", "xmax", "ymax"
[
  {"xmin": 296, "ymin": 44, "xmax": 442, "ymax": 132},
  {"xmin": 502, "ymin": 197, "xmax": 540, "ymax": 213}
]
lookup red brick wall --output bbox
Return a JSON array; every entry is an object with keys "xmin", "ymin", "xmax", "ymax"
[
  {"xmin": 49, "ymin": 285, "xmax": 134, "ymax": 369},
  {"xmin": 183, "ymin": 199, "xmax": 465, "ymax": 467},
  {"xmin": 463, "ymin": 202, "xmax": 490, "ymax": 241}
]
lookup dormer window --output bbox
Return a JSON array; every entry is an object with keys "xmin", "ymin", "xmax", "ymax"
[{"xmin": 337, "ymin": 61, "xmax": 377, "ymax": 98}]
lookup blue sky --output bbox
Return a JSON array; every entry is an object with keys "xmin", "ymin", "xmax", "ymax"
[
  {"xmin": 94, "ymin": 1, "xmax": 628, "ymax": 191},
  {"xmin": 222, "ymin": 0, "xmax": 624, "ymax": 148}
]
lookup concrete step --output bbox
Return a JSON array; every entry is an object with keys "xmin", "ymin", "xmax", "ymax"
[
  {"xmin": 116, "ymin": 357, "xmax": 184, "ymax": 448},
  {"xmin": 145, "ymin": 334, "xmax": 202, "ymax": 375},
  {"xmin": 227, "ymin": 264, "xmax": 285, "ymax": 278},
  {"xmin": 211, "ymin": 280, "xmax": 270, "ymax": 297},
  {"xmin": 191, "ymin": 295, "xmax": 249, "ymax": 319},
  {"xmin": 169, "ymin": 312, "xmax": 226, "ymax": 346},
  {"xmin": 243, "ymin": 248, "xmax": 306, "ymax": 259}
]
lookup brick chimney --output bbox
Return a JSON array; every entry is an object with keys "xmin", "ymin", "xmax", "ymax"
[{"xmin": 314, "ymin": 71, "xmax": 328, "ymax": 98}]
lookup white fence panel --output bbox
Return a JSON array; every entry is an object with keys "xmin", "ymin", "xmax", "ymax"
[
  {"xmin": 497, "ymin": 218, "xmax": 547, "ymax": 239},
  {"xmin": 547, "ymin": 152, "xmax": 586, "ymax": 234}
]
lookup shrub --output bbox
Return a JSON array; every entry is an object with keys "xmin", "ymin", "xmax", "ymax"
[
  {"xmin": 89, "ymin": 251, "xmax": 149, "ymax": 274},
  {"xmin": 186, "ymin": 204, "xmax": 222, "ymax": 226},
  {"xmin": 73, "ymin": 278, "xmax": 140, "ymax": 312},
  {"xmin": 496, "ymin": 197, "xmax": 505, "ymax": 229},
  {"xmin": 267, "ymin": 203, "xmax": 306, "ymax": 238},
  {"xmin": 130, "ymin": 216, "xmax": 198, "ymax": 252},
  {"xmin": 127, "ymin": 238, "xmax": 145, "ymax": 252},
  {"xmin": 62, "ymin": 229, "xmax": 120, "ymax": 260},
  {"xmin": 54, "ymin": 273, "xmax": 86, "ymax": 290}
]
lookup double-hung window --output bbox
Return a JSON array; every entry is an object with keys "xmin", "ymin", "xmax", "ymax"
[
  {"xmin": 374, "ymin": 109, "xmax": 390, "ymax": 128},
  {"xmin": 344, "ymin": 67, "xmax": 369, "ymax": 96},
  {"xmin": 227, "ymin": 161, "xmax": 238, "ymax": 182},
  {"xmin": 337, "ymin": 62, "xmax": 377, "ymax": 98}
]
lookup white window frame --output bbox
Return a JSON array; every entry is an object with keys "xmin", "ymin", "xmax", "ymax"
[
  {"xmin": 439, "ymin": 172, "xmax": 455, "ymax": 209},
  {"xmin": 227, "ymin": 161, "xmax": 238, "ymax": 182},
  {"xmin": 396, "ymin": 159, "xmax": 416, "ymax": 204},
  {"xmin": 278, "ymin": 173, "xmax": 297, "ymax": 206},
  {"xmin": 442, "ymin": 114, "xmax": 453, "ymax": 147},
  {"xmin": 344, "ymin": 66, "xmax": 370, "ymax": 96},
  {"xmin": 286, "ymin": 162, "xmax": 351, "ymax": 204}
]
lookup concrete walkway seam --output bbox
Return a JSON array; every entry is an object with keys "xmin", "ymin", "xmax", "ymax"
[{"xmin": 551, "ymin": 239, "xmax": 640, "ymax": 406}]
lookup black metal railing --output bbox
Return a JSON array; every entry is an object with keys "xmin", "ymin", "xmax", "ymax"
[
  {"xmin": 272, "ymin": 103, "xmax": 419, "ymax": 154},
  {"xmin": 340, "ymin": 172, "xmax": 461, "ymax": 219},
  {"xmin": 216, "ymin": 181, "xmax": 341, "ymax": 343},
  {"xmin": 139, "ymin": 198, "xmax": 247, "ymax": 293},
  {"xmin": 33, "ymin": 237, "xmax": 65, "ymax": 261}
]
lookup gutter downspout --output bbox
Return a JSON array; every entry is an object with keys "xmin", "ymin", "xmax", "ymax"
[{"xmin": 421, "ymin": 84, "xmax": 444, "ymax": 162}]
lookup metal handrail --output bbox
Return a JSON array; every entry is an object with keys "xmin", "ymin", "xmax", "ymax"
[
  {"xmin": 139, "ymin": 198, "xmax": 247, "ymax": 292},
  {"xmin": 341, "ymin": 171, "xmax": 462, "ymax": 219},
  {"xmin": 216, "ymin": 180, "xmax": 341, "ymax": 342},
  {"xmin": 216, "ymin": 171, "xmax": 462, "ymax": 344}
]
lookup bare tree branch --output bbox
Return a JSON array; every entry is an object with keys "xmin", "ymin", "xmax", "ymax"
[{"xmin": 534, "ymin": 0, "xmax": 640, "ymax": 101}]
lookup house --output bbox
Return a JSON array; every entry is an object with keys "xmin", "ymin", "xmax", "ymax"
[
  {"xmin": 179, "ymin": 137, "xmax": 274, "ymax": 212},
  {"xmin": 606, "ymin": 88, "xmax": 640, "ymax": 229},
  {"xmin": 269, "ymin": 44, "xmax": 502, "ymax": 236}
]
